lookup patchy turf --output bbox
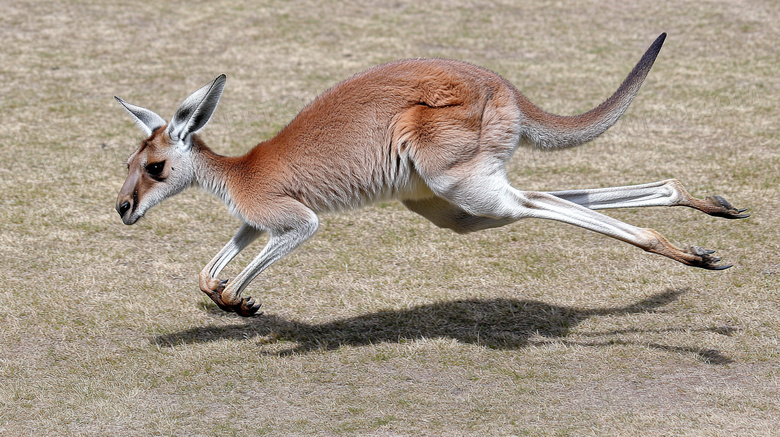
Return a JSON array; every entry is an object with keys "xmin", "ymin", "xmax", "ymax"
[{"xmin": 0, "ymin": 0, "xmax": 778, "ymax": 435}]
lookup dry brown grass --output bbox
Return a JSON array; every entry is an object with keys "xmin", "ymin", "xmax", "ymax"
[{"xmin": 1, "ymin": 0, "xmax": 778, "ymax": 435}]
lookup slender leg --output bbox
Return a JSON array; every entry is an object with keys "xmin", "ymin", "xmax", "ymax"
[
  {"xmin": 548, "ymin": 179, "xmax": 748, "ymax": 218},
  {"xmin": 425, "ymin": 173, "xmax": 731, "ymax": 269},
  {"xmin": 219, "ymin": 208, "xmax": 320, "ymax": 317},
  {"xmin": 403, "ymin": 178, "xmax": 748, "ymax": 234},
  {"xmin": 199, "ymin": 224, "xmax": 264, "ymax": 311}
]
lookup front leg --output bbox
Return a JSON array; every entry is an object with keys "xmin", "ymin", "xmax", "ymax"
[
  {"xmin": 199, "ymin": 224, "xmax": 264, "ymax": 313},
  {"xmin": 215, "ymin": 202, "xmax": 319, "ymax": 317}
]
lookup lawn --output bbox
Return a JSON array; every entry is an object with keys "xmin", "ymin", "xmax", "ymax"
[{"xmin": 0, "ymin": 0, "xmax": 778, "ymax": 435}]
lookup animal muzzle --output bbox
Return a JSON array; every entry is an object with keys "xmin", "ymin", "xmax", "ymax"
[{"xmin": 115, "ymin": 189, "xmax": 139, "ymax": 225}]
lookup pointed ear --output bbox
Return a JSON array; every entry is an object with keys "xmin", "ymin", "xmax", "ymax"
[
  {"xmin": 114, "ymin": 96, "xmax": 167, "ymax": 137},
  {"xmin": 168, "ymin": 74, "xmax": 226, "ymax": 143}
]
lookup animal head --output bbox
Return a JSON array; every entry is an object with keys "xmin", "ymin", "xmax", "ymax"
[{"xmin": 114, "ymin": 75, "xmax": 226, "ymax": 224}]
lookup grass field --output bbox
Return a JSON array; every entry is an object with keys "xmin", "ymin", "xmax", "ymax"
[{"xmin": 1, "ymin": 0, "xmax": 778, "ymax": 435}]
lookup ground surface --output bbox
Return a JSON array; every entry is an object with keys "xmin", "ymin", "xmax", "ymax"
[{"xmin": 0, "ymin": 0, "xmax": 778, "ymax": 435}]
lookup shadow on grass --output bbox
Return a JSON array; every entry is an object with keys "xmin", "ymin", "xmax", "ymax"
[{"xmin": 153, "ymin": 288, "xmax": 733, "ymax": 364}]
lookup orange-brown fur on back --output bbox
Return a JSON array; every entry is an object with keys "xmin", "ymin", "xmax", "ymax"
[{"xmin": 223, "ymin": 59, "xmax": 525, "ymax": 222}]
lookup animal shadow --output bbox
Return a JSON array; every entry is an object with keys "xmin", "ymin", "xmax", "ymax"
[{"xmin": 154, "ymin": 288, "xmax": 733, "ymax": 363}]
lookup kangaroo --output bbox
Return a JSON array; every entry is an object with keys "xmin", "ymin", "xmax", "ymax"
[{"xmin": 115, "ymin": 33, "xmax": 747, "ymax": 316}]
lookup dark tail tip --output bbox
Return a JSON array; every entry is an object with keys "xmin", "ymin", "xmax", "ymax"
[
  {"xmin": 655, "ymin": 32, "xmax": 667, "ymax": 47},
  {"xmin": 651, "ymin": 32, "xmax": 667, "ymax": 55},
  {"xmin": 608, "ymin": 33, "xmax": 666, "ymax": 101},
  {"xmin": 637, "ymin": 32, "xmax": 667, "ymax": 72}
]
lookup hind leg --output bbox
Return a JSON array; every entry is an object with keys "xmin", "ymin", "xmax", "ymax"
[
  {"xmin": 420, "ymin": 172, "xmax": 731, "ymax": 269},
  {"xmin": 547, "ymin": 179, "xmax": 748, "ymax": 218}
]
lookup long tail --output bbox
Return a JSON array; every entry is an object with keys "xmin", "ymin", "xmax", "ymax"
[{"xmin": 519, "ymin": 33, "xmax": 666, "ymax": 150}]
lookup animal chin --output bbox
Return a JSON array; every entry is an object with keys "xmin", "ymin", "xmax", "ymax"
[{"xmin": 123, "ymin": 212, "xmax": 144, "ymax": 225}]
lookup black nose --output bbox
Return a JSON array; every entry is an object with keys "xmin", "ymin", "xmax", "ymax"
[{"xmin": 117, "ymin": 201, "xmax": 131, "ymax": 217}]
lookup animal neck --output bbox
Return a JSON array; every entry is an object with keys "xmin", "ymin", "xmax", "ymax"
[{"xmin": 190, "ymin": 135, "xmax": 235, "ymax": 209}]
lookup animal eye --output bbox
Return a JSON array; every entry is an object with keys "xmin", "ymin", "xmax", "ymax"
[{"xmin": 146, "ymin": 161, "xmax": 166, "ymax": 177}]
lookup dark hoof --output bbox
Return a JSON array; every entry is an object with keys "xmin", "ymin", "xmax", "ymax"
[
  {"xmin": 201, "ymin": 278, "xmax": 262, "ymax": 317},
  {"xmin": 233, "ymin": 296, "xmax": 263, "ymax": 317},
  {"xmin": 707, "ymin": 196, "xmax": 750, "ymax": 219},
  {"xmin": 202, "ymin": 290, "xmax": 262, "ymax": 317},
  {"xmin": 690, "ymin": 246, "xmax": 732, "ymax": 270}
]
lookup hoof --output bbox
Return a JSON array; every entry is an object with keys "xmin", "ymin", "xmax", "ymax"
[
  {"xmin": 689, "ymin": 246, "xmax": 732, "ymax": 270},
  {"xmin": 233, "ymin": 296, "xmax": 263, "ymax": 317},
  {"xmin": 706, "ymin": 195, "xmax": 750, "ymax": 219},
  {"xmin": 201, "ymin": 278, "xmax": 263, "ymax": 317}
]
